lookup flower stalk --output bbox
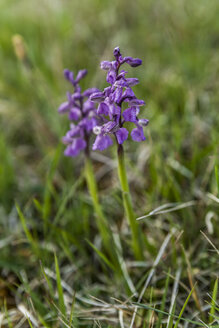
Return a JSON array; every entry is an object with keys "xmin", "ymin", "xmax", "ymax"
[
  {"xmin": 84, "ymin": 155, "xmax": 112, "ymax": 251},
  {"xmin": 117, "ymin": 144, "xmax": 143, "ymax": 260}
]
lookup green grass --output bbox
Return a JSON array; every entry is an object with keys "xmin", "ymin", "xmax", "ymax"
[{"xmin": 0, "ymin": 0, "xmax": 219, "ymax": 326}]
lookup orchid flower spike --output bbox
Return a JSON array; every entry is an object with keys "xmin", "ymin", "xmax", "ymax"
[
  {"xmin": 58, "ymin": 69, "xmax": 100, "ymax": 157},
  {"xmin": 90, "ymin": 47, "xmax": 149, "ymax": 151}
]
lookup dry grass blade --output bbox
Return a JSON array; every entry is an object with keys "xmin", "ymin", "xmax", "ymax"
[
  {"xmin": 166, "ymin": 268, "xmax": 181, "ymax": 327},
  {"xmin": 137, "ymin": 201, "xmax": 196, "ymax": 220},
  {"xmin": 200, "ymin": 231, "xmax": 219, "ymax": 256},
  {"xmin": 207, "ymin": 193, "xmax": 219, "ymax": 204}
]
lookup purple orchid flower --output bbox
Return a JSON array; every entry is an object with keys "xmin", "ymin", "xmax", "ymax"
[
  {"xmin": 90, "ymin": 47, "xmax": 149, "ymax": 151},
  {"xmin": 58, "ymin": 69, "xmax": 99, "ymax": 157}
]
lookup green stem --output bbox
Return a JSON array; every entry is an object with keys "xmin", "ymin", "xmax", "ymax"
[
  {"xmin": 84, "ymin": 156, "xmax": 114, "ymax": 259},
  {"xmin": 117, "ymin": 144, "xmax": 143, "ymax": 260}
]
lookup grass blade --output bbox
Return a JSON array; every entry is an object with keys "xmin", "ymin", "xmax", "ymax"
[
  {"xmin": 156, "ymin": 268, "xmax": 171, "ymax": 328},
  {"xmin": 173, "ymin": 284, "xmax": 196, "ymax": 328},
  {"xmin": 86, "ymin": 239, "xmax": 116, "ymax": 271},
  {"xmin": 16, "ymin": 203, "xmax": 39, "ymax": 256},
  {"xmin": 54, "ymin": 253, "xmax": 66, "ymax": 317},
  {"xmin": 209, "ymin": 278, "xmax": 218, "ymax": 324}
]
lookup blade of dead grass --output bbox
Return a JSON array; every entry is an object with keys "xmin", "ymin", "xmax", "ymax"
[
  {"xmin": 133, "ymin": 303, "xmax": 207, "ymax": 327},
  {"xmin": 166, "ymin": 268, "xmax": 181, "ymax": 328},
  {"xmin": 137, "ymin": 201, "xmax": 196, "ymax": 220},
  {"xmin": 201, "ymin": 231, "xmax": 219, "ymax": 256}
]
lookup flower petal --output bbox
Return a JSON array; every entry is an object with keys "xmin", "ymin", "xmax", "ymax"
[
  {"xmin": 90, "ymin": 91, "xmax": 105, "ymax": 102},
  {"xmin": 104, "ymin": 86, "xmax": 112, "ymax": 97},
  {"xmin": 107, "ymin": 69, "xmax": 117, "ymax": 84},
  {"xmin": 122, "ymin": 56, "xmax": 142, "ymax": 67},
  {"xmin": 62, "ymin": 126, "xmax": 81, "ymax": 143},
  {"xmin": 64, "ymin": 138, "xmax": 87, "ymax": 157},
  {"xmin": 92, "ymin": 135, "xmax": 113, "ymax": 151},
  {"xmin": 97, "ymin": 102, "xmax": 109, "ymax": 116},
  {"xmin": 75, "ymin": 69, "xmax": 87, "ymax": 82},
  {"xmin": 108, "ymin": 102, "xmax": 120, "ymax": 117},
  {"xmin": 102, "ymin": 121, "xmax": 118, "ymax": 134},
  {"xmin": 58, "ymin": 101, "xmax": 70, "ymax": 113},
  {"xmin": 100, "ymin": 61, "xmax": 112, "ymax": 70},
  {"xmin": 115, "ymin": 128, "xmax": 129, "ymax": 144},
  {"xmin": 79, "ymin": 117, "xmax": 97, "ymax": 132},
  {"xmin": 125, "ymin": 78, "xmax": 139, "ymax": 86},
  {"xmin": 129, "ymin": 99, "xmax": 145, "ymax": 106},
  {"xmin": 113, "ymin": 87, "xmax": 123, "ymax": 104},
  {"xmin": 83, "ymin": 99, "xmax": 95, "ymax": 113},
  {"xmin": 131, "ymin": 126, "xmax": 146, "ymax": 142},
  {"xmin": 122, "ymin": 107, "xmax": 138, "ymax": 122},
  {"xmin": 63, "ymin": 69, "xmax": 74, "ymax": 84},
  {"xmin": 69, "ymin": 108, "xmax": 81, "ymax": 120},
  {"xmin": 122, "ymin": 87, "xmax": 136, "ymax": 101}
]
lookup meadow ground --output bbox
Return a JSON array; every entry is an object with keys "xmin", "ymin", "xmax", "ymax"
[{"xmin": 0, "ymin": 0, "xmax": 219, "ymax": 327}]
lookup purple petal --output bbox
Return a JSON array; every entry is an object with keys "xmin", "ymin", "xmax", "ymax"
[
  {"xmin": 92, "ymin": 135, "xmax": 113, "ymax": 151},
  {"xmin": 64, "ymin": 138, "xmax": 87, "ymax": 157},
  {"xmin": 131, "ymin": 126, "xmax": 146, "ymax": 142},
  {"xmin": 115, "ymin": 128, "xmax": 129, "ymax": 144},
  {"xmin": 108, "ymin": 102, "xmax": 120, "ymax": 117},
  {"xmin": 64, "ymin": 145, "xmax": 76, "ymax": 157},
  {"xmin": 75, "ymin": 69, "xmax": 87, "ymax": 82},
  {"xmin": 63, "ymin": 69, "xmax": 75, "ymax": 84},
  {"xmin": 90, "ymin": 91, "xmax": 105, "ymax": 102},
  {"xmin": 114, "ymin": 79, "xmax": 129, "ymax": 88},
  {"xmin": 125, "ymin": 78, "xmax": 139, "ymax": 86},
  {"xmin": 113, "ymin": 87, "xmax": 123, "ymax": 104},
  {"xmin": 122, "ymin": 107, "xmax": 138, "ymax": 122},
  {"xmin": 83, "ymin": 99, "xmax": 95, "ymax": 114},
  {"xmin": 62, "ymin": 135, "xmax": 72, "ymax": 145},
  {"xmin": 116, "ymin": 70, "xmax": 127, "ymax": 80},
  {"xmin": 97, "ymin": 102, "xmax": 109, "ymax": 116},
  {"xmin": 72, "ymin": 92, "xmax": 83, "ymax": 101},
  {"xmin": 129, "ymin": 99, "xmax": 145, "ymax": 106},
  {"xmin": 102, "ymin": 121, "xmax": 118, "ymax": 134},
  {"xmin": 100, "ymin": 61, "xmax": 112, "ymax": 70},
  {"xmin": 104, "ymin": 86, "xmax": 112, "ymax": 97},
  {"xmin": 63, "ymin": 126, "xmax": 81, "ymax": 143},
  {"xmin": 58, "ymin": 101, "xmax": 70, "ymax": 113},
  {"xmin": 83, "ymin": 88, "xmax": 100, "ymax": 97},
  {"xmin": 107, "ymin": 69, "xmax": 117, "ymax": 84},
  {"xmin": 69, "ymin": 107, "xmax": 81, "ymax": 120},
  {"xmin": 122, "ymin": 57, "xmax": 142, "ymax": 67},
  {"xmin": 123, "ymin": 87, "xmax": 136, "ymax": 98},
  {"xmin": 79, "ymin": 117, "xmax": 97, "ymax": 132}
]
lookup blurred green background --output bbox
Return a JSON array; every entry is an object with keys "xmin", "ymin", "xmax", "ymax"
[{"xmin": 0, "ymin": 0, "xmax": 219, "ymax": 326}]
